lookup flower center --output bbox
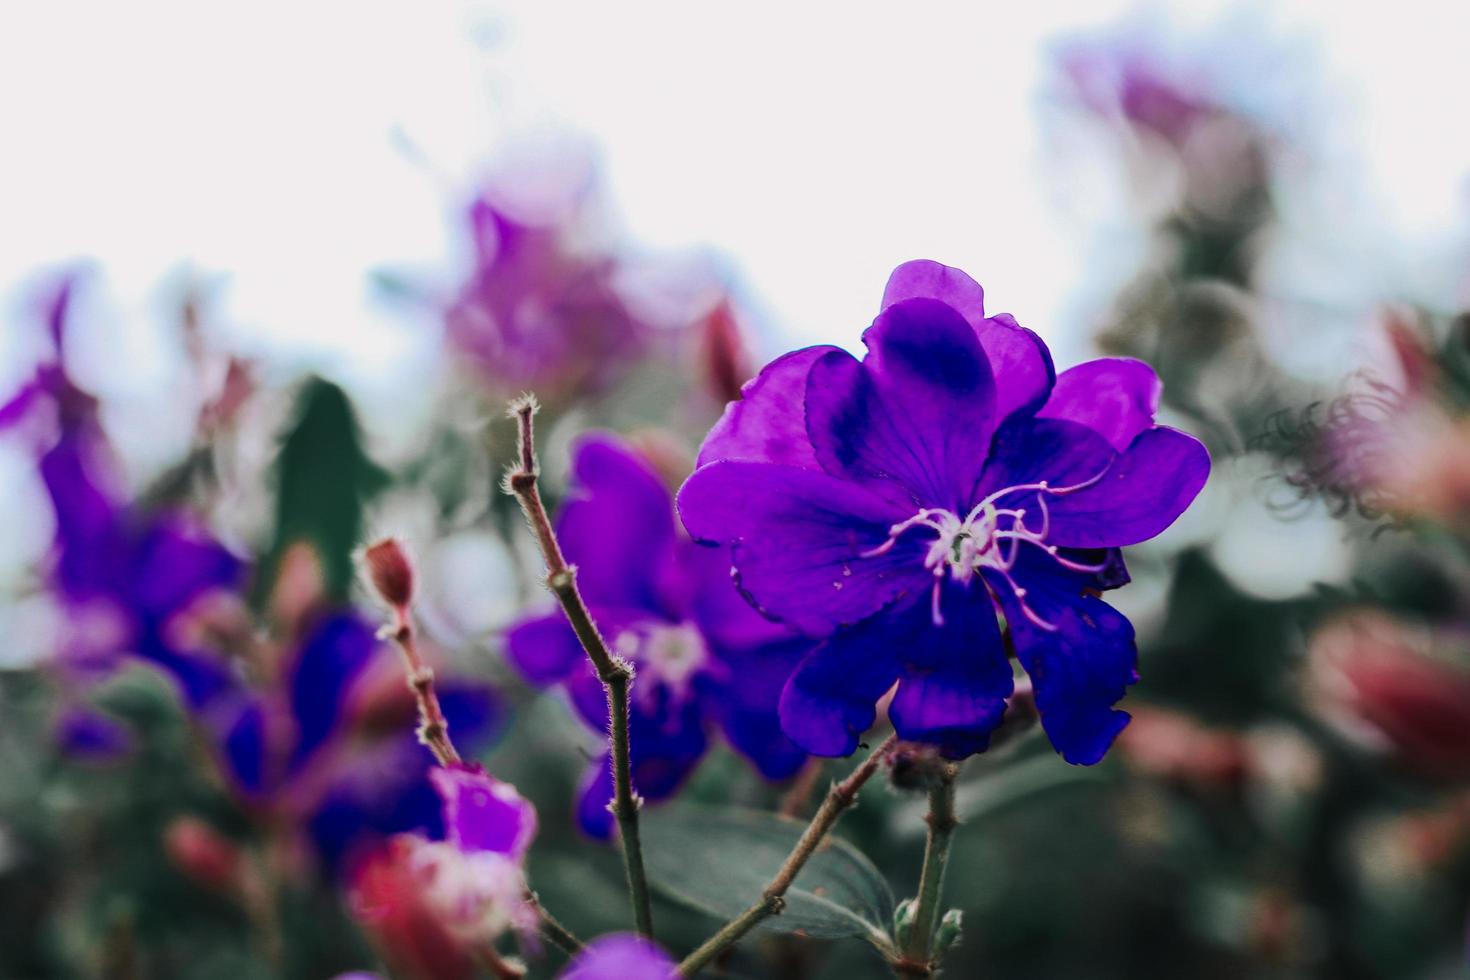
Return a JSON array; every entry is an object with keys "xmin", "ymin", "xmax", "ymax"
[
  {"xmin": 862, "ymin": 475, "xmax": 1110, "ymax": 631},
  {"xmin": 613, "ymin": 621, "xmax": 709, "ymax": 705}
]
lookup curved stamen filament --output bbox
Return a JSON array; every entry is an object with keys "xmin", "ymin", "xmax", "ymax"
[{"xmin": 857, "ymin": 469, "xmax": 1112, "ymax": 631}]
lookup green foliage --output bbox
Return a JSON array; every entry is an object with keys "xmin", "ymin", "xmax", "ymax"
[
  {"xmin": 643, "ymin": 803, "xmax": 896, "ymax": 946},
  {"xmin": 254, "ymin": 377, "xmax": 387, "ymax": 607}
]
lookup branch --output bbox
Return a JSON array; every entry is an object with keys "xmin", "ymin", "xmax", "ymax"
[
  {"xmin": 503, "ymin": 395, "xmax": 654, "ymax": 939},
  {"xmin": 678, "ymin": 734, "xmax": 900, "ymax": 977}
]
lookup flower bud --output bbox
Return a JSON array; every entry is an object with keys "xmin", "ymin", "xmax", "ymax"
[
  {"xmin": 164, "ymin": 817, "xmax": 244, "ymax": 895},
  {"xmin": 699, "ymin": 299, "xmax": 754, "ymax": 406},
  {"xmin": 934, "ymin": 908, "xmax": 964, "ymax": 955},
  {"xmin": 1309, "ymin": 611, "xmax": 1470, "ymax": 781},
  {"xmin": 892, "ymin": 898, "xmax": 916, "ymax": 944},
  {"xmin": 886, "ymin": 744, "xmax": 952, "ymax": 794},
  {"xmin": 363, "ymin": 537, "xmax": 416, "ymax": 611}
]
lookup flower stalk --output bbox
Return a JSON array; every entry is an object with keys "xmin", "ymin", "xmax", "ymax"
[
  {"xmin": 364, "ymin": 538, "xmax": 461, "ymax": 767},
  {"xmin": 504, "ymin": 394, "xmax": 655, "ymax": 939},
  {"xmin": 891, "ymin": 762, "xmax": 960, "ymax": 978},
  {"xmin": 678, "ymin": 734, "xmax": 900, "ymax": 977}
]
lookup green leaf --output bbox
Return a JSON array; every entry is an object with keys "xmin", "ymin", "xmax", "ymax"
[
  {"xmin": 254, "ymin": 377, "xmax": 388, "ymax": 607},
  {"xmin": 642, "ymin": 802, "xmax": 895, "ymax": 944}
]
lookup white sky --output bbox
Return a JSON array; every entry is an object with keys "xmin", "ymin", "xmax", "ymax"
[
  {"xmin": 1, "ymin": 0, "xmax": 1468, "ymax": 609},
  {"xmin": 0, "ymin": 0, "xmax": 1467, "ymax": 407}
]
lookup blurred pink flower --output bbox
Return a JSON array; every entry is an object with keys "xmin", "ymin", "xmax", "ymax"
[{"xmin": 1309, "ymin": 611, "xmax": 1470, "ymax": 781}]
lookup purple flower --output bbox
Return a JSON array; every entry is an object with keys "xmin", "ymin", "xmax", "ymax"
[
  {"xmin": 2, "ymin": 271, "xmax": 245, "ymax": 708},
  {"xmin": 679, "ymin": 261, "xmax": 1210, "ymax": 765},
  {"xmin": 507, "ymin": 434, "xmax": 809, "ymax": 836},
  {"xmin": 349, "ymin": 764, "xmax": 539, "ymax": 976},
  {"xmin": 560, "ymin": 934, "xmax": 678, "ymax": 980},
  {"xmin": 444, "ymin": 197, "xmax": 645, "ymax": 399},
  {"xmin": 208, "ymin": 609, "xmax": 503, "ymax": 875}
]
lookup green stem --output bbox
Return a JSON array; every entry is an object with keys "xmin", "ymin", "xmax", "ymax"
[
  {"xmin": 525, "ymin": 891, "xmax": 585, "ymax": 956},
  {"xmin": 892, "ymin": 764, "xmax": 959, "ymax": 978},
  {"xmin": 678, "ymin": 734, "xmax": 899, "ymax": 977},
  {"xmin": 506, "ymin": 396, "xmax": 655, "ymax": 939}
]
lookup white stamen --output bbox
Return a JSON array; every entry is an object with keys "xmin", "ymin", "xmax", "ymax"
[{"xmin": 860, "ymin": 473, "xmax": 1111, "ymax": 630}]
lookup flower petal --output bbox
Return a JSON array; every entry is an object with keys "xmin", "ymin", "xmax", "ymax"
[
  {"xmin": 679, "ymin": 461, "xmax": 928, "ymax": 633},
  {"xmin": 889, "ymin": 589, "xmax": 1014, "ymax": 759},
  {"xmin": 706, "ymin": 636, "xmax": 811, "ymax": 781},
  {"xmin": 696, "ymin": 346, "xmax": 840, "ymax": 469},
  {"xmin": 806, "ymin": 298, "xmax": 998, "ymax": 511},
  {"xmin": 973, "ymin": 416, "xmax": 1117, "ymax": 503},
  {"xmin": 1045, "ymin": 426, "xmax": 1211, "ymax": 548},
  {"xmin": 778, "ymin": 617, "xmax": 904, "ymax": 757},
  {"xmin": 505, "ymin": 612, "xmax": 586, "ymax": 686},
  {"xmin": 561, "ymin": 934, "xmax": 678, "ymax": 980},
  {"xmin": 288, "ymin": 613, "xmax": 379, "ymax": 771},
  {"xmin": 1036, "ymin": 357, "xmax": 1162, "ymax": 451},
  {"xmin": 881, "ymin": 260, "xmax": 1054, "ymax": 420},
  {"xmin": 430, "ymin": 765, "xmax": 537, "ymax": 859},
  {"xmin": 986, "ymin": 553, "xmax": 1138, "ymax": 764},
  {"xmin": 558, "ymin": 434, "xmax": 676, "ymax": 610}
]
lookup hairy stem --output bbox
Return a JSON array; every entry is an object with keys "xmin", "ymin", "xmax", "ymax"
[
  {"xmin": 386, "ymin": 606, "xmax": 461, "ymax": 767},
  {"xmin": 678, "ymin": 735, "xmax": 900, "ymax": 977},
  {"xmin": 525, "ymin": 890, "xmax": 585, "ymax": 955},
  {"xmin": 505, "ymin": 395, "xmax": 654, "ymax": 939},
  {"xmin": 892, "ymin": 764, "xmax": 960, "ymax": 978}
]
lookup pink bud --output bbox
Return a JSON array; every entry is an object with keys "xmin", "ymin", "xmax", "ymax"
[
  {"xmin": 164, "ymin": 817, "xmax": 244, "ymax": 894},
  {"xmin": 363, "ymin": 538, "xmax": 416, "ymax": 610},
  {"xmin": 699, "ymin": 299, "xmax": 754, "ymax": 406},
  {"xmin": 1310, "ymin": 612, "xmax": 1470, "ymax": 781}
]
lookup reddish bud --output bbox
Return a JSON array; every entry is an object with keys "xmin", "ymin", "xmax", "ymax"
[
  {"xmin": 164, "ymin": 817, "xmax": 244, "ymax": 894},
  {"xmin": 1310, "ymin": 612, "xmax": 1470, "ymax": 781},
  {"xmin": 348, "ymin": 839, "xmax": 477, "ymax": 980},
  {"xmin": 363, "ymin": 538, "xmax": 416, "ymax": 610},
  {"xmin": 699, "ymin": 299, "xmax": 754, "ymax": 405},
  {"xmin": 1115, "ymin": 706, "xmax": 1249, "ymax": 790}
]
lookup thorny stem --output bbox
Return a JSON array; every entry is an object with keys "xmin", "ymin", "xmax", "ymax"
[
  {"xmin": 385, "ymin": 605, "xmax": 461, "ymax": 767},
  {"xmin": 891, "ymin": 763, "xmax": 960, "ymax": 979},
  {"xmin": 678, "ymin": 734, "xmax": 900, "ymax": 977},
  {"xmin": 525, "ymin": 890, "xmax": 585, "ymax": 955},
  {"xmin": 505, "ymin": 395, "xmax": 655, "ymax": 939}
]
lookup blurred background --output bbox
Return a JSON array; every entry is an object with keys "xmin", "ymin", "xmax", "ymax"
[{"xmin": 3, "ymin": 1, "xmax": 1470, "ymax": 978}]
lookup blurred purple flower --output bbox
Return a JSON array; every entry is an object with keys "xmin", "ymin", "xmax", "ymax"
[
  {"xmin": 679, "ymin": 260, "xmax": 1210, "ymax": 765},
  {"xmin": 560, "ymin": 934, "xmax": 677, "ymax": 979},
  {"xmin": 205, "ymin": 610, "xmax": 503, "ymax": 875},
  {"xmin": 53, "ymin": 705, "xmax": 135, "ymax": 762},
  {"xmin": 507, "ymin": 433, "xmax": 810, "ymax": 837},
  {"xmin": 444, "ymin": 197, "xmax": 645, "ymax": 398},
  {"xmin": 349, "ymin": 764, "xmax": 538, "ymax": 979},
  {"xmin": 1059, "ymin": 40, "xmax": 1215, "ymax": 147},
  {"xmin": 1, "ymin": 271, "xmax": 246, "ymax": 707}
]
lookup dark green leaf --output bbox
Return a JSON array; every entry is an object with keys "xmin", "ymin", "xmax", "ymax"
[
  {"xmin": 642, "ymin": 803, "xmax": 895, "ymax": 944},
  {"xmin": 255, "ymin": 377, "xmax": 387, "ymax": 606}
]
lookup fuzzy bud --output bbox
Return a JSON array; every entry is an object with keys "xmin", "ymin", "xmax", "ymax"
[
  {"xmin": 164, "ymin": 817, "xmax": 244, "ymax": 894},
  {"xmin": 363, "ymin": 538, "xmax": 416, "ymax": 610},
  {"xmin": 934, "ymin": 909, "xmax": 964, "ymax": 955},
  {"xmin": 892, "ymin": 898, "xmax": 916, "ymax": 944}
]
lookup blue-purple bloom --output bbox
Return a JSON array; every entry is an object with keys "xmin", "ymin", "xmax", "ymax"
[
  {"xmin": 208, "ymin": 610, "xmax": 502, "ymax": 875},
  {"xmin": 679, "ymin": 261, "xmax": 1210, "ymax": 765},
  {"xmin": 507, "ymin": 434, "xmax": 809, "ymax": 836},
  {"xmin": 560, "ymin": 934, "xmax": 677, "ymax": 979},
  {"xmin": 1, "ymin": 271, "xmax": 245, "ymax": 707}
]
